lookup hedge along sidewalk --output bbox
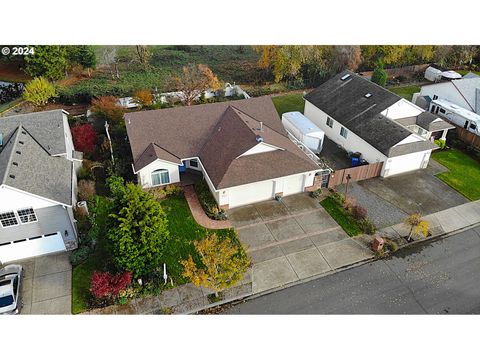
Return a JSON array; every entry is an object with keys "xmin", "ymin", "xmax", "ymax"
[
  {"xmin": 84, "ymin": 269, "xmax": 252, "ymax": 315},
  {"xmin": 183, "ymin": 185, "xmax": 232, "ymax": 229}
]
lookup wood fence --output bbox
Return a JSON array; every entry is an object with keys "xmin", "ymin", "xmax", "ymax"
[
  {"xmin": 455, "ymin": 127, "xmax": 480, "ymax": 150},
  {"xmin": 327, "ymin": 162, "xmax": 384, "ymax": 188}
]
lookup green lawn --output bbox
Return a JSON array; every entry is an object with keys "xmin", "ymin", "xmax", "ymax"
[
  {"xmin": 388, "ymin": 85, "xmax": 421, "ymax": 101},
  {"xmin": 320, "ymin": 197, "xmax": 362, "ymax": 237},
  {"xmin": 271, "ymin": 93, "xmax": 305, "ymax": 116},
  {"xmin": 72, "ymin": 196, "xmax": 111, "ymax": 314},
  {"xmin": 431, "ymin": 149, "xmax": 480, "ymax": 201},
  {"xmin": 160, "ymin": 194, "xmax": 239, "ymax": 283}
]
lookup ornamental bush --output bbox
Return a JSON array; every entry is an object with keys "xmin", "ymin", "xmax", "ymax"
[
  {"xmin": 351, "ymin": 205, "xmax": 368, "ymax": 220},
  {"xmin": 71, "ymin": 123, "xmax": 97, "ymax": 155},
  {"xmin": 90, "ymin": 271, "xmax": 132, "ymax": 299},
  {"xmin": 23, "ymin": 77, "xmax": 57, "ymax": 107}
]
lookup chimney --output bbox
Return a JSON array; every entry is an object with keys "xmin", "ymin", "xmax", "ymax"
[{"xmin": 259, "ymin": 122, "xmax": 263, "ymax": 132}]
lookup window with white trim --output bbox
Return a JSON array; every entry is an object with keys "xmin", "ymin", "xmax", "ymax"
[
  {"xmin": 151, "ymin": 169, "xmax": 170, "ymax": 186},
  {"xmin": 189, "ymin": 159, "xmax": 199, "ymax": 168},
  {"xmin": 326, "ymin": 117, "xmax": 334, "ymax": 128},
  {"xmin": 17, "ymin": 207, "xmax": 37, "ymax": 224},
  {"xmin": 0, "ymin": 211, "xmax": 18, "ymax": 227},
  {"xmin": 340, "ymin": 127, "xmax": 348, "ymax": 139}
]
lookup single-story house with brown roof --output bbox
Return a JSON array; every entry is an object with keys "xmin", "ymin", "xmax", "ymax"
[{"xmin": 124, "ymin": 97, "xmax": 321, "ymax": 209}]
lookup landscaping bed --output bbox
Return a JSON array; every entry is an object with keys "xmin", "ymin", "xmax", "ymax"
[
  {"xmin": 194, "ymin": 179, "xmax": 227, "ymax": 220},
  {"xmin": 431, "ymin": 149, "xmax": 480, "ymax": 201},
  {"xmin": 320, "ymin": 192, "xmax": 376, "ymax": 237}
]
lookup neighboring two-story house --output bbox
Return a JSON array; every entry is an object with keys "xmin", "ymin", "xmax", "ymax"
[
  {"xmin": 125, "ymin": 97, "xmax": 321, "ymax": 209},
  {"xmin": 0, "ymin": 110, "xmax": 81, "ymax": 264},
  {"xmin": 304, "ymin": 71, "xmax": 454, "ymax": 177}
]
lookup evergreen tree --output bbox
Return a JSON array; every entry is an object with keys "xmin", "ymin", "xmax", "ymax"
[
  {"xmin": 371, "ymin": 59, "xmax": 388, "ymax": 87},
  {"xmin": 24, "ymin": 45, "xmax": 68, "ymax": 80},
  {"xmin": 107, "ymin": 176, "xmax": 169, "ymax": 278}
]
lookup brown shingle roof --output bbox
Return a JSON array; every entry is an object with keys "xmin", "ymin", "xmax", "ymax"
[{"xmin": 125, "ymin": 97, "xmax": 320, "ymax": 189}]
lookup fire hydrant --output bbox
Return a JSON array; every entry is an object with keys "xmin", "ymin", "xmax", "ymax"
[{"xmin": 372, "ymin": 236, "xmax": 385, "ymax": 251}]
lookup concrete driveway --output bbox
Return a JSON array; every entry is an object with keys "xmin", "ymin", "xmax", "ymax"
[
  {"xmin": 17, "ymin": 253, "xmax": 72, "ymax": 314},
  {"xmin": 337, "ymin": 162, "xmax": 469, "ymax": 228},
  {"xmin": 228, "ymin": 193, "xmax": 373, "ymax": 294}
]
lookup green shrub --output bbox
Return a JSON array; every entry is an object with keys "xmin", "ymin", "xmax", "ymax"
[
  {"xmin": 148, "ymin": 184, "xmax": 183, "ymax": 201},
  {"xmin": 69, "ymin": 246, "xmax": 92, "ymax": 266},
  {"xmin": 330, "ymin": 191, "xmax": 346, "ymax": 206},
  {"xmin": 310, "ymin": 189, "xmax": 323, "ymax": 199},
  {"xmin": 194, "ymin": 179, "xmax": 227, "ymax": 220},
  {"xmin": 434, "ymin": 139, "xmax": 447, "ymax": 150},
  {"xmin": 358, "ymin": 218, "xmax": 377, "ymax": 235},
  {"xmin": 78, "ymin": 166, "xmax": 92, "ymax": 180},
  {"xmin": 384, "ymin": 239, "xmax": 399, "ymax": 252}
]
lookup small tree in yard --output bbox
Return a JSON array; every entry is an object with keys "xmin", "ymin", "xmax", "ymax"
[
  {"xmin": 23, "ymin": 77, "xmax": 57, "ymax": 107},
  {"xmin": 133, "ymin": 89, "xmax": 153, "ymax": 108},
  {"xmin": 404, "ymin": 213, "xmax": 430, "ymax": 242},
  {"xmin": 91, "ymin": 96, "xmax": 125, "ymax": 123},
  {"xmin": 169, "ymin": 64, "xmax": 221, "ymax": 106},
  {"xmin": 371, "ymin": 59, "xmax": 388, "ymax": 87},
  {"xmin": 107, "ymin": 176, "xmax": 169, "ymax": 278},
  {"xmin": 90, "ymin": 271, "xmax": 132, "ymax": 301},
  {"xmin": 71, "ymin": 123, "xmax": 97, "ymax": 156},
  {"xmin": 181, "ymin": 233, "xmax": 250, "ymax": 297}
]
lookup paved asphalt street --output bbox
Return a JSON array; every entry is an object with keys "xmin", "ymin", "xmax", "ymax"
[{"xmin": 226, "ymin": 225, "xmax": 480, "ymax": 314}]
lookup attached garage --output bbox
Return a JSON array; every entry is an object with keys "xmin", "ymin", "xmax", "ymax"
[
  {"xmin": 226, "ymin": 180, "xmax": 275, "ymax": 208},
  {"xmin": 0, "ymin": 232, "xmax": 66, "ymax": 264},
  {"xmin": 283, "ymin": 175, "xmax": 306, "ymax": 196},
  {"xmin": 383, "ymin": 151, "xmax": 431, "ymax": 177}
]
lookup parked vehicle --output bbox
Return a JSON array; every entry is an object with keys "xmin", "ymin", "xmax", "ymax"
[
  {"xmin": 0, "ymin": 265, "xmax": 23, "ymax": 315},
  {"xmin": 282, "ymin": 111, "xmax": 325, "ymax": 154},
  {"xmin": 430, "ymin": 98, "xmax": 480, "ymax": 136}
]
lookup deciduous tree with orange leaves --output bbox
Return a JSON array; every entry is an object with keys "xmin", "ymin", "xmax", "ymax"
[{"xmin": 181, "ymin": 233, "xmax": 250, "ymax": 297}]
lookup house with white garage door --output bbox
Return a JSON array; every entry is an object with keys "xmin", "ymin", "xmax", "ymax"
[
  {"xmin": 304, "ymin": 70, "xmax": 454, "ymax": 177},
  {"xmin": 125, "ymin": 96, "xmax": 321, "ymax": 209},
  {"xmin": 0, "ymin": 110, "xmax": 81, "ymax": 264}
]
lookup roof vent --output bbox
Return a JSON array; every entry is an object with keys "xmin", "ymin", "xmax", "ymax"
[
  {"xmin": 259, "ymin": 122, "xmax": 264, "ymax": 132},
  {"xmin": 21, "ymin": 131, "xmax": 26, "ymax": 135},
  {"xmin": 341, "ymin": 74, "xmax": 351, "ymax": 81},
  {"xmin": 16, "ymin": 151, "xmax": 21, "ymax": 155},
  {"xmin": 9, "ymin": 174, "xmax": 15, "ymax": 179},
  {"xmin": 365, "ymin": 93, "xmax": 372, "ymax": 98},
  {"xmin": 256, "ymin": 135, "xmax": 264, "ymax": 143},
  {"xmin": 12, "ymin": 162, "xmax": 18, "ymax": 166},
  {"xmin": 19, "ymin": 141, "xmax": 24, "ymax": 145}
]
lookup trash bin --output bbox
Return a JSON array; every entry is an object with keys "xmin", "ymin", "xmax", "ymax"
[{"xmin": 351, "ymin": 152, "xmax": 361, "ymax": 167}]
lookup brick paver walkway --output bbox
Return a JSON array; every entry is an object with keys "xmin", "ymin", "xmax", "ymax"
[{"xmin": 183, "ymin": 186, "xmax": 232, "ymax": 229}]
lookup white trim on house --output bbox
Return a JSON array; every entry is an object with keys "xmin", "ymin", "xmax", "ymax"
[
  {"xmin": 0, "ymin": 184, "xmax": 72, "ymax": 209},
  {"xmin": 236, "ymin": 142, "xmax": 284, "ymax": 158}
]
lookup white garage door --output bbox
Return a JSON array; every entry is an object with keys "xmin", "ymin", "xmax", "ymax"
[
  {"xmin": 384, "ymin": 151, "xmax": 430, "ymax": 177},
  {"xmin": 0, "ymin": 232, "xmax": 66, "ymax": 264},
  {"xmin": 228, "ymin": 180, "xmax": 275, "ymax": 208},
  {"xmin": 283, "ymin": 175, "xmax": 305, "ymax": 196}
]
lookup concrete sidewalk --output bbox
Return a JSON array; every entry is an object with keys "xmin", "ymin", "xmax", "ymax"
[{"xmin": 379, "ymin": 200, "xmax": 480, "ymax": 242}]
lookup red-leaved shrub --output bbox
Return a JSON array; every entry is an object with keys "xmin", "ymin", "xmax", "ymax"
[
  {"xmin": 90, "ymin": 271, "xmax": 132, "ymax": 299},
  {"xmin": 352, "ymin": 205, "xmax": 368, "ymax": 220},
  {"xmin": 71, "ymin": 123, "xmax": 97, "ymax": 155}
]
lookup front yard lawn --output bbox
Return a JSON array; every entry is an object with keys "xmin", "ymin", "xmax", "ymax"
[
  {"xmin": 160, "ymin": 194, "xmax": 240, "ymax": 283},
  {"xmin": 272, "ymin": 93, "xmax": 305, "ymax": 116},
  {"xmin": 388, "ymin": 85, "xmax": 421, "ymax": 101},
  {"xmin": 431, "ymin": 149, "xmax": 480, "ymax": 201},
  {"xmin": 320, "ymin": 197, "xmax": 362, "ymax": 236}
]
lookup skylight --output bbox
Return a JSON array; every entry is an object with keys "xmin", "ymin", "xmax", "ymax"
[
  {"xmin": 365, "ymin": 93, "xmax": 372, "ymax": 98},
  {"xmin": 340, "ymin": 74, "xmax": 351, "ymax": 81}
]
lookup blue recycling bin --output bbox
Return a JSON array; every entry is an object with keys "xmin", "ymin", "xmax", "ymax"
[{"xmin": 351, "ymin": 152, "xmax": 361, "ymax": 167}]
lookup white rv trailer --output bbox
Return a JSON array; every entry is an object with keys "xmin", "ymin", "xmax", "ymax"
[
  {"xmin": 430, "ymin": 98, "xmax": 480, "ymax": 136},
  {"xmin": 281, "ymin": 111, "xmax": 325, "ymax": 153}
]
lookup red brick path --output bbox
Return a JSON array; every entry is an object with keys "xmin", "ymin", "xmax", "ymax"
[{"xmin": 183, "ymin": 186, "xmax": 232, "ymax": 229}]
